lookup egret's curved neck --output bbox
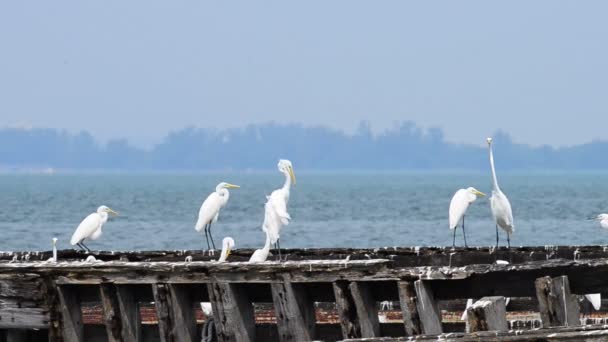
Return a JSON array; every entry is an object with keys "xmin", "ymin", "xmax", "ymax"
[
  {"xmin": 99, "ymin": 212, "xmax": 109, "ymax": 224},
  {"xmin": 218, "ymin": 189, "xmax": 230, "ymax": 206},
  {"xmin": 219, "ymin": 244, "xmax": 230, "ymax": 262},
  {"xmin": 262, "ymin": 230, "xmax": 271, "ymax": 254},
  {"xmin": 282, "ymin": 170, "xmax": 292, "ymax": 191},
  {"xmin": 488, "ymin": 144, "xmax": 500, "ymax": 191}
]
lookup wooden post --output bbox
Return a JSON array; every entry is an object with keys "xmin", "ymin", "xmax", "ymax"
[
  {"xmin": 152, "ymin": 284, "xmax": 173, "ymax": 342},
  {"xmin": 167, "ymin": 284, "xmax": 198, "ymax": 342},
  {"xmin": 57, "ymin": 285, "xmax": 84, "ymax": 342},
  {"xmin": 271, "ymin": 282, "xmax": 316, "ymax": 341},
  {"xmin": 465, "ymin": 296, "xmax": 508, "ymax": 332},
  {"xmin": 349, "ymin": 282, "xmax": 380, "ymax": 338},
  {"xmin": 332, "ymin": 281, "xmax": 361, "ymax": 339},
  {"xmin": 535, "ymin": 276, "xmax": 581, "ymax": 327},
  {"xmin": 99, "ymin": 283, "xmax": 123, "ymax": 342},
  {"xmin": 397, "ymin": 281, "xmax": 422, "ymax": 336},
  {"xmin": 207, "ymin": 282, "xmax": 256, "ymax": 342},
  {"xmin": 115, "ymin": 285, "xmax": 141, "ymax": 342},
  {"xmin": 413, "ymin": 280, "xmax": 442, "ymax": 335}
]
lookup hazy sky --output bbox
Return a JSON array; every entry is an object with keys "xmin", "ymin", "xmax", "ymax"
[{"xmin": 1, "ymin": 1, "xmax": 607, "ymax": 147}]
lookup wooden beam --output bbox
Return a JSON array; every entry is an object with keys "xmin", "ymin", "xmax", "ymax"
[
  {"xmin": 332, "ymin": 281, "xmax": 361, "ymax": 339},
  {"xmin": 57, "ymin": 285, "xmax": 83, "ymax": 342},
  {"xmin": 397, "ymin": 281, "xmax": 422, "ymax": 336},
  {"xmin": 535, "ymin": 275, "xmax": 581, "ymax": 327},
  {"xmin": 465, "ymin": 297, "xmax": 508, "ymax": 332},
  {"xmin": 152, "ymin": 284, "xmax": 173, "ymax": 342},
  {"xmin": 99, "ymin": 283, "xmax": 123, "ymax": 342},
  {"xmin": 207, "ymin": 282, "xmax": 256, "ymax": 342},
  {"xmin": 115, "ymin": 285, "xmax": 141, "ymax": 342},
  {"xmin": 167, "ymin": 284, "xmax": 197, "ymax": 342},
  {"xmin": 414, "ymin": 280, "xmax": 442, "ymax": 335},
  {"xmin": 349, "ymin": 282, "xmax": 380, "ymax": 338},
  {"xmin": 271, "ymin": 282, "xmax": 316, "ymax": 341}
]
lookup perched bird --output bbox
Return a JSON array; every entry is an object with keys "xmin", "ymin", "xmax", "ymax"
[
  {"xmin": 449, "ymin": 187, "xmax": 486, "ymax": 248},
  {"xmin": 263, "ymin": 159, "xmax": 296, "ymax": 260},
  {"xmin": 195, "ymin": 182, "xmax": 240, "ymax": 251},
  {"xmin": 70, "ymin": 206, "xmax": 118, "ymax": 252},
  {"xmin": 592, "ymin": 214, "xmax": 608, "ymax": 230},
  {"xmin": 585, "ymin": 293, "xmax": 602, "ymax": 311},
  {"xmin": 487, "ymin": 138, "xmax": 514, "ymax": 248},
  {"xmin": 249, "ymin": 228, "xmax": 271, "ymax": 263},
  {"xmin": 217, "ymin": 237, "xmax": 235, "ymax": 262}
]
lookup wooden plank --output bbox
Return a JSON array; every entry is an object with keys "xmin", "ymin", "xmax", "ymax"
[
  {"xmin": 397, "ymin": 281, "xmax": 422, "ymax": 336},
  {"xmin": 465, "ymin": 296, "xmax": 508, "ymax": 332},
  {"xmin": 115, "ymin": 285, "xmax": 141, "ymax": 342},
  {"xmin": 535, "ymin": 275, "xmax": 581, "ymax": 327},
  {"xmin": 152, "ymin": 284, "xmax": 173, "ymax": 342},
  {"xmin": 167, "ymin": 284, "xmax": 197, "ymax": 342},
  {"xmin": 271, "ymin": 282, "xmax": 316, "ymax": 341},
  {"xmin": 332, "ymin": 281, "xmax": 361, "ymax": 339},
  {"xmin": 99, "ymin": 283, "xmax": 123, "ymax": 342},
  {"xmin": 57, "ymin": 285, "xmax": 83, "ymax": 342},
  {"xmin": 349, "ymin": 282, "xmax": 380, "ymax": 338},
  {"xmin": 414, "ymin": 280, "xmax": 442, "ymax": 335},
  {"xmin": 207, "ymin": 282, "xmax": 255, "ymax": 342}
]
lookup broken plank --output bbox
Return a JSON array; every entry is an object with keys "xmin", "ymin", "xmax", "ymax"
[
  {"xmin": 271, "ymin": 282, "xmax": 316, "ymax": 341},
  {"xmin": 207, "ymin": 282, "xmax": 255, "ymax": 342},
  {"xmin": 535, "ymin": 275, "xmax": 581, "ymax": 327},
  {"xmin": 414, "ymin": 280, "xmax": 442, "ymax": 335},
  {"xmin": 349, "ymin": 282, "xmax": 380, "ymax": 338},
  {"xmin": 465, "ymin": 296, "xmax": 508, "ymax": 332}
]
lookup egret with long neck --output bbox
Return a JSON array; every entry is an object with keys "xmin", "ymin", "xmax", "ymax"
[
  {"xmin": 249, "ymin": 228, "xmax": 271, "ymax": 262},
  {"xmin": 195, "ymin": 182, "xmax": 240, "ymax": 251},
  {"xmin": 263, "ymin": 159, "xmax": 296, "ymax": 261},
  {"xmin": 70, "ymin": 205, "xmax": 119, "ymax": 252},
  {"xmin": 217, "ymin": 237, "xmax": 234, "ymax": 262},
  {"xmin": 487, "ymin": 138, "xmax": 514, "ymax": 248}
]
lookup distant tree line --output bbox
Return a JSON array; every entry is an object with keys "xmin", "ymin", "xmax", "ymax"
[{"xmin": 1, "ymin": 121, "xmax": 607, "ymax": 170}]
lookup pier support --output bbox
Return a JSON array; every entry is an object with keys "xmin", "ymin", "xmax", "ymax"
[
  {"xmin": 57, "ymin": 285, "xmax": 83, "ymax": 342},
  {"xmin": 413, "ymin": 280, "xmax": 442, "ymax": 335},
  {"xmin": 465, "ymin": 296, "xmax": 508, "ymax": 332},
  {"xmin": 535, "ymin": 275, "xmax": 581, "ymax": 327},
  {"xmin": 271, "ymin": 282, "xmax": 316, "ymax": 341},
  {"xmin": 115, "ymin": 285, "xmax": 142, "ymax": 342},
  {"xmin": 397, "ymin": 281, "xmax": 422, "ymax": 335},
  {"xmin": 333, "ymin": 281, "xmax": 361, "ymax": 339},
  {"xmin": 207, "ymin": 283, "xmax": 256, "ymax": 342},
  {"xmin": 349, "ymin": 282, "xmax": 380, "ymax": 338}
]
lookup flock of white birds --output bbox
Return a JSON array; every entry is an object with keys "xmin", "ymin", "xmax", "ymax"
[{"xmin": 68, "ymin": 139, "xmax": 608, "ymax": 263}]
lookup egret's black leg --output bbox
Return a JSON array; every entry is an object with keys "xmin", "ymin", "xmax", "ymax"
[
  {"xmin": 208, "ymin": 223, "xmax": 216, "ymax": 250},
  {"xmin": 76, "ymin": 242, "xmax": 84, "ymax": 251},
  {"xmin": 276, "ymin": 239, "xmax": 282, "ymax": 261},
  {"xmin": 81, "ymin": 242, "xmax": 91, "ymax": 253},
  {"xmin": 495, "ymin": 225, "xmax": 499, "ymax": 248},
  {"xmin": 204, "ymin": 223, "xmax": 211, "ymax": 251},
  {"xmin": 452, "ymin": 227, "xmax": 456, "ymax": 248},
  {"xmin": 507, "ymin": 232, "xmax": 511, "ymax": 249},
  {"xmin": 462, "ymin": 215, "xmax": 468, "ymax": 248}
]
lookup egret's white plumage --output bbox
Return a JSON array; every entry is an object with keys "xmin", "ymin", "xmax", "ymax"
[
  {"xmin": 487, "ymin": 138, "xmax": 514, "ymax": 248},
  {"xmin": 594, "ymin": 214, "xmax": 608, "ymax": 230},
  {"xmin": 70, "ymin": 206, "xmax": 118, "ymax": 251},
  {"xmin": 195, "ymin": 182, "xmax": 239, "ymax": 250},
  {"xmin": 262, "ymin": 159, "xmax": 295, "ymax": 260},
  {"xmin": 218, "ymin": 237, "xmax": 235, "ymax": 262},
  {"xmin": 249, "ymin": 228, "xmax": 271, "ymax": 263},
  {"xmin": 585, "ymin": 293, "xmax": 602, "ymax": 311},
  {"xmin": 449, "ymin": 187, "xmax": 485, "ymax": 247}
]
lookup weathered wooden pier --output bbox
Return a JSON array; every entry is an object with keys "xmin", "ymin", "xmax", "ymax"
[{"xmin": 2, "ymin": 246, "xmax": 608, "ymax": 341}]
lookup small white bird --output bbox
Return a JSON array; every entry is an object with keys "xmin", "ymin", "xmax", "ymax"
[
  {"xmin": 592, "ymin": 214, "xmax": 608, "ymax": 230},
  {"xmin": 217, "ymin": 237, "xmax": 235, "ymax": 262},
  {"xmin": 585, "ymin": 293, "xmax": 602, "ymax": 311},
  {"xmin": 70, "ymin": 205, "xmax": 118, "ymax": 252},
  {"xmin": 249, "ymin": 228, "xmax": 271, "ymax": 263},
  {"xmin": 449, "ymin": 187, "xmax": 486, "ymax": 248},
  {"xmin": 487, "ymin": 138, "xmax": 514, "ymax": 248},
  {"xmin": 195, "ymin": 182, "xmax": 240, "ymax": 251},
  {"xmin": 263, "ymin": 159, "xmax": 296, "ymax": 260}
]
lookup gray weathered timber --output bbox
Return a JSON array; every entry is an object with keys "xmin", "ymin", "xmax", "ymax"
[
  {"xmin": 535, "ymin": 275, "xmax": 581, "ymax": 327},
  {"xmin": 397, "ymin": 281, "xmax": 422, "ymax": 336},
  {"xmin": 57, "ymin": 285, "xmax": 83, "ymax": 342},
  {"xmin": 413, "ymin": 280, "xmax": 442, "ymax": 335},
  {"xmin": 167, "ymin": 284, "xmax": 198, "ymax": 342},
  {"xmin": 349, "ymin": 282, "xmax": 380, "ymax": 338},
  {"xmin": 152, "ymin": 284, "xmax": 173, "ymax": 342},
  {"xmin": 207, "ymin": 282, "xmax": 256, "ymax": 342},
  {"xmin": 0, "ymin": 273, "xmax": 48, "ymax": 329},
  {"xmin": 99, "ymin": 283, "xmax": 122, "ymax": 342},
  {"xmin": 115, "ymin": 285, "xmax": 141, "ymax": 342},
  {"xmin": 271, "ymin": 282, "xmax": 316, "ymax": 342},
  {"xmin": 333, "ymin": 281, "xmax": 361, "ymax": 339},
  {"xmin": 465, "ymin": 296, "xmax": 508, "ymax": 332}
]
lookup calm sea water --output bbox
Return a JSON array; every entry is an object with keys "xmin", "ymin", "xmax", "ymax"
[{"xmin": 0, "ymin": 172, "xmax": 607, "ymax": 251}]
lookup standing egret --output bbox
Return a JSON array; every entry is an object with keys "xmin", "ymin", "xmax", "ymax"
[
  {"xmin": 195, "ymin": 182, "xmax": 240, "ymax": 251},
  {"xmin": 249, "ymin": 228, "xmax": 271, "ymax": 263},
  {"xmin": 70, "ymin": 206, "xmax": 118, "ymax": 252},
  {"xmin": 217, "ymin": 237, "xmax": 235, "ymax": 262},
  {"xmin": 592, "ymin": 214, "xmax": 608, "ymax": 229},
  {"xmin": 487, "ymin": 137, "xmax": 514, "ymax": 248},
  {"xmin": 263, "ymin": 159, "xmax": 296, "ymax": 260},
  {"xmin": 449, "ymin": 187, "xmax": 486, "ymax": 248}
]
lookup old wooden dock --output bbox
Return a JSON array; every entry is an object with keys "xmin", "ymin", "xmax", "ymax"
[{"xmin": 1, "ymin": 245, "xmax": 608, "ymax": 341}]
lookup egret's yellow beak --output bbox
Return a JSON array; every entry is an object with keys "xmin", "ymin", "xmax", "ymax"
[
  {"xmin": 288, "ymin": 166, "xmax": 296, "ymax": 185},
  {"xmin": 226, "ymin": 248, "xmax": 232, "ymax": 258},
  {"xmin": 225, "ymin": 183, "xmax": 240, "ymax": 189},
  {"xmin": 107, "ymin": 208, "xmax": 119, "ymax": 216},
  {"xmin": 474, "ymin": 190, "xmax": 486, "ymax": 197}
]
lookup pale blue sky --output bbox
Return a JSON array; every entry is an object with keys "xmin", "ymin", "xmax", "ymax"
[{"xmin": 1, "ymin": 1, "xmax": 607, "ymax": 147}]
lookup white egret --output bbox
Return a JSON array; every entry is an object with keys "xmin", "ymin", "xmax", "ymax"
[
  {"xmin": 263, "ymin": 159, "xmax": 296, "ymax": 260},
  {"xmin": 592, "ymin": 214, "xmax": 608, "ymax": 230},
  {"xmin": 70, "ymin": 205, "xmax": 118, "ymax": 252},
  {"xmin": 195, "ymin": 182, "xmax": 240, "ymax": 251},
  {"xmin": 585, "ymin": 293, "xmax": 602, "ymax": 311},
  {"xmin": 249, "ymin": 228, "xmax": 271, "ymax": 263},
  {"xmin": 487, "ymin": 138, "xmax": 514, "ymax": 248},
  {"xmin": 217, "ymin": 237, "xmax": 235, "ymax": 262},
  {"xmin": 449, "ymin": 187, "xmax": 486, "ymax": 248}
]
